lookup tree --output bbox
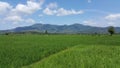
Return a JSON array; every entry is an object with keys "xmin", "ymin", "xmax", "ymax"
[
  {"xmin": 108, "ymin": 26, "xmax": 115, "ymax": 36},
  {"xmin": 45, "ymin": 30, "xmax": 48, "ymax": 34},
  {"xmin": 5, "ymin": 33, "xmax": 9, "ymax": 35}
]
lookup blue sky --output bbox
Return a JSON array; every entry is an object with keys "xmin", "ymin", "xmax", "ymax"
[{"xmin": 0, "ymin": 0, "xmax": 120, "ymax": 30}]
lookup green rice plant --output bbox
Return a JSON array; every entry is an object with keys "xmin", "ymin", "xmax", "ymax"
[
  {"xmin": 25, "ymin": 45, "xmax": 120, "ymax": 68},
  {"xmin": 0, "ymin": 35, "xmax": 120, "ymax": 68}
]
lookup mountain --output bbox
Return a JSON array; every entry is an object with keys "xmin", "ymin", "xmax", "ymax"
[{"xmin": 1, "ymin": 24, "xmax": 120, "ymax": 34}]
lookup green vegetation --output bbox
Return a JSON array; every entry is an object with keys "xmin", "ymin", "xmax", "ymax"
[
  {"xmin": 45, "ymin": 30, "xmax": 48, "ymax": 34},
  {"xmin": 108, "ymin": 26, "xmax": 115, "ymax": 36},
  {"xmin": 25, "ymin": 45, "xmax": 120, "ymax": 68},
  {"xmin": 0, "ymin": 35, "xmax": 120, "ymax": 68}
]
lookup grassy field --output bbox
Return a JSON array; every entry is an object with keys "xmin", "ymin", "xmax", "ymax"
[{"xmin": 0, "ymin": 35, "xmax": 120, "ymax": 68}]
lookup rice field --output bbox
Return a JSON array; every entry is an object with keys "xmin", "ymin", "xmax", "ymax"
[
  {"xmin": 0, "ymin": 35, "xmax": 120, "ymax": 68},
  {"xmin": 25, "ymin": 45, "xmax": 120, "ymax": 68}
]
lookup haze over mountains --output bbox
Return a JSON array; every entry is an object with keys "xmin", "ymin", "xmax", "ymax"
[{"xmin": 1, "ymin": 24, "xmax": 120, "ymax": 34}]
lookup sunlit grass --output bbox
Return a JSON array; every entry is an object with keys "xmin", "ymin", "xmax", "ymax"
[{"xmin": 27, "ymin": 45, "xmax": 120, "ymax": 68}]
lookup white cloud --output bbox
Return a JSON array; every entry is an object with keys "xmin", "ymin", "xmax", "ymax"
[
  {"xmin": 4, "ymin": 15, "xmax": 23, "ymax": 23},
  {"xmin": 0, "ymin": 0, "xmax": 44, "ymax": 30},
  {"xmin": 0, "ymin": 1, "xmax": 12, "ymax": 15},
  {"xmin": 88, "ymin": 0, "xmax": 92, "ymax": 3},
  {"xmin": 43, "ymin": 3, "xmax": 84, "ymax": 16},
  {"xmin": 83, "ymin": 20, "xmax": 98, "ymax": 26},
  {"xmin": 104, "ymin": 14, "xmax": 120, "ymax": 26},
  {"xmin": 82, "ymin": 17, "xmax": 120, "ymax": 27},
  {"xmin": 25, "ymin": 18, "xmax": 35, "ymax": 23},
  {"xmin": 43, "ymin": 8, "xmax": 57, "ymax": 15},
  {"xmin": 3, "ymin": 15, "xmax": 36, "ymax": 25},
  {"xmin": 12, "ymin": 1, "xmax": 43, "ymax": 15},
  {"xmin": 57, "ymin": 8, "xmax": 84, "ymax": 16},
  {"xmin": 107, "ymin": 22, "xmax": 116, "ymax": 26},
  {"xmin": 105, "ymin": 14, "xmax": 120, "ymax": 21},
  {"xmin": 46, "ymin": 2, "xmax": 58, "ymax": 9},
  {"xmin": 0, "ymin": 0, "xmax": 44, "ymax": 25},
  {"xmin": 43, "ymin": 3, "xmax": 57, "ymax": 15}
]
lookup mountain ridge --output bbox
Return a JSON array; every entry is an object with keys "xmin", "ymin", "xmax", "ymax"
[{"xmin": 1, "ymin": 23, "xmax": 120, "ymax": 34}]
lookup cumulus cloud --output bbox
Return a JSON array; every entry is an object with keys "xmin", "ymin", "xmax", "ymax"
[
  {"xmin": 0, "ymin": 1, "xmax": 12, "ymax": 15},
  {"xmin": 43, "ymin": 8, "xmax": 57, "ymax": 15},
  {"xmin": 43, "ymin": 3, "xmax": 84, "ymax": 16},
  {"xmin": 105, "ymin": 14, "xmax": 120, "ymax": 21},
  {"xmin": 12, "ymin": 0, "xmax": 43, "ymax": 15},
  {"xmin": 0, "ymin": 0, "xmax": 44, "ymax": 25},
  {"xmin": 3, "ymin": 15, "xmax": 35, "ymax": 23},
  {"xmin": 0, "ymin": 0, "xmax": 44, "ymax": 17},
  {"xmin": 43, "ymin": 2, "xmax": 57, "ymax": 15},
  {"xmin": 103, "ymin": 14, "xmax": 120, "ymax": 27},
  {"xmin": 4, "ymin": 15, "xmax": 23, "ymax": 23},
  {"xmin": 57, "ymin": 8, "xmax": 84, "ymax": 16}
]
